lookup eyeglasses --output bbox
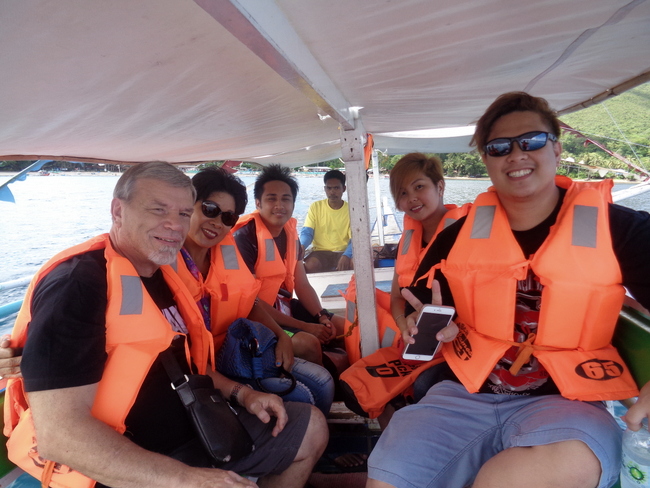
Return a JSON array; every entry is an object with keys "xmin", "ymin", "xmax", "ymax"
[
  {"xmin": 201, "ymin": 201, "xmax": 239, "ymax": 227},
  {"xmin": 484, "ymin": 131, "xmax": 557, "ymax": 157}
]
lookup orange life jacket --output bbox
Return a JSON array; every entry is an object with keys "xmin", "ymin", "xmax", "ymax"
[
  {"xmin": 342, "ymin": 275, "xmax": 401, "ymax": 366},
  {"xmin": 175, "ymin": 232, "xmax": 261, "ymax": 350},
  {"xmin": 339, "ymin": 205, "xmax": 469, "ymax": 417},
  {"xmin": 233, "ymin": 211, "xmax": 299, "ymax": 305},
  {"xmin": 340, "ymin": 346, "xmax": 444, "ymax": 419},
  {"xmin": 440, "ymin": 176, "xmax": 638, "ymax": 401},
  {"xmin": 396, "ymin": 204, "xmax": 472, "ymax": 287},
  {"xmin": 4, "ymin": 234, "xmax": 213, "ymax": 488},
  {"xmin": 343, "ymin": 203, "xmax": 472, "ymax": 363}
]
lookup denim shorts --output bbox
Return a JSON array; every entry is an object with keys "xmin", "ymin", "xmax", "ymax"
[
  {"xmin": 248, "ymin": 357, "xmax": 334, "ymax": 415},
  {"xmin": 368, "ymin": 381, "xmax": 622, "ymax": 488}
]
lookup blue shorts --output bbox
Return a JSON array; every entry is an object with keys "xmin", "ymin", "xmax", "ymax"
[{"xmin": 368, "ymin": 381, "xmax": 622, "ymax": 488}]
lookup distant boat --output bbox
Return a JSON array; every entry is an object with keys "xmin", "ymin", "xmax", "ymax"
[{"xmin": 38, "ymin": 170, "xmax": 50, "ymax": 176}]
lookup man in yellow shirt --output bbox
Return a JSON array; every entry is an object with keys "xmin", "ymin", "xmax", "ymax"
[{"xmin": 300, "ymin": 170, "xmax": 353, "ymax": 273}]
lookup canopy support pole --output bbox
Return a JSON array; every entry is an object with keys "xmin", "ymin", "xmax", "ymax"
[
  {"xmin": 341, "ymin": 125, "xmax": 379, "ymax": 357},
  {"xmin": 371, "ymin": 149, "xmax": 385, "ymax": 246}
]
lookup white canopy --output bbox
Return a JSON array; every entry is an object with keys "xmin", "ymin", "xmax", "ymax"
[{"xmin": 1, "ymin": 0, "xmax": 649, "ymax": 166}]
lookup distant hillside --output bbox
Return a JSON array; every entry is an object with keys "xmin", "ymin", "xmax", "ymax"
[{"xmin": 560, "ymin": 82, "xmax": 650, "ymax": 171}]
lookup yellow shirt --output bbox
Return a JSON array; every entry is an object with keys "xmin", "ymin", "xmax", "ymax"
[{"xmin": 303, "ymin": 199, "xmax": 351, "ymax": 252}]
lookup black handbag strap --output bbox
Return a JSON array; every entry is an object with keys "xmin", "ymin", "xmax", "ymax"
[
  {"xmin": 161, "ymin": 347, "xmax": 200, "ymax": 408},
  {"xmin": 254, "ymin": 366, "xmax": 297, "ymax": 396},
  {"xmin": 248, "ymin": 336, "xmax": 297, "ymax": 396}
]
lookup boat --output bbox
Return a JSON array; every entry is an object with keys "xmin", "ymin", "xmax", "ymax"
[{"xmin": 1, "ymin": 1, "xmax": 650, "ymax": 486}]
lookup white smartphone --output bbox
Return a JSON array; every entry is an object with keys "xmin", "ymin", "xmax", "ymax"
[{"xmin": 402, "ymin": 304, "xmax": 455, "ymax": 361}]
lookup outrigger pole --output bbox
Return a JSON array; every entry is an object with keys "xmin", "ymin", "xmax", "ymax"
[{"xmin": 0, "ymin": 160, "xmax": 52, "ymax": 203}]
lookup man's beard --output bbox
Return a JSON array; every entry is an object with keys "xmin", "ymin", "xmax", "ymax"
[{"xmin": 149, "ymin": 244, "xmax": 181, "ymax": 266}]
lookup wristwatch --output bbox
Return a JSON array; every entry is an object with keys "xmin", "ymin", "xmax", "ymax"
[{"xmin": 314, "ymin": 308, "xmax": 333, "ymax": 321}]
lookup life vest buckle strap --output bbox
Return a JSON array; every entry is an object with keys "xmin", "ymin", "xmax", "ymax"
[
  {"xmin": 509, "ymin": 333, "xmax": 536, "ymax": 376},
  {"xmin": 41, "ymin": 460, "xmax": 55, "ymax": 488}
]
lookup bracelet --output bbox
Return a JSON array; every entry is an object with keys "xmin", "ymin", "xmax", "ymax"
[
  {"xmin": 395, "ymin": 314, "xmax": 405, "ymax": 321},
  {"xmin": 230, "ymin": 383, "xmax": 252, "ymax": 406}
]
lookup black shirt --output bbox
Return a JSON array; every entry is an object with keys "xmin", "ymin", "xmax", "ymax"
[{"xmin": 22, "ymin": 250, "xmax": 196, "ymax": 457}]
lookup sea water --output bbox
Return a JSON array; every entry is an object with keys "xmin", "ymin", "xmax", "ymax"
[{"xmin": 1, "ymin": 173, "xmax": 648, "ymax": 334}]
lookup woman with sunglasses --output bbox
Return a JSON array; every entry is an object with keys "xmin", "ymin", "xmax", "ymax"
[{"xmin": 176, "ymin": 166, "xmax": 334, "ymax": 415}]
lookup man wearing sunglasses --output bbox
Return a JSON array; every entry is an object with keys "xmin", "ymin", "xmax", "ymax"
[
  {"xmin": 366, "ymin": 92, "xmax": 650, "ymax": 488},
  {"xmin": 233, "ymin": 165, "xmax": 345, "ymax": 368}
]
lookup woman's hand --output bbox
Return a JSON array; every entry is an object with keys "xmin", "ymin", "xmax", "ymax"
[
  {"xmin": 275, "ymin": 331, "xmax": 295, "ymax": 371},
  {"xmin": 400, "ymin": 280, "xmax": 458, "ymax": 346}
]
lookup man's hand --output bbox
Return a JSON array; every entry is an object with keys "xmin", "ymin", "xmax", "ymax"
[
  {"xmin": 303, "ymin": 321, "xmax": 335, "ymax": 344},
  {"xmin": 0, "ymin": 334, "xmax": 22, "ymax": 379},
  {"xmin": 336, "ymin": 255, "xmax": 352, "ymax": 271},
  {"xmin": 623, "ymin": 380, "xmax": 650, "ymax": 431},
  {"xmin": 275, "ymin": 332, "xmax": 295, "ymax": 371},
  {"xmin": 317, "ymin": 316, "xmax": 337, "ymax": 343},
  {"xmin": 239, "ymin": 388, "xmax": 288, "ymax": 437},
  {"xmin": 400, "ymin": 280, "xmax": 458, "ymax": 346},
  {"xmin": 193, "ymin": 468, "xmax": 258, "ymax": 487}
]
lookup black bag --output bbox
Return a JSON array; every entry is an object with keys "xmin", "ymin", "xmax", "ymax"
[
  {"xmin": 217, "ymin": 318, "xmax": 297, "ymax": 395},
  {"xmin": 161, "ymin": 342, "xmax": 254, "ymax": 465}
]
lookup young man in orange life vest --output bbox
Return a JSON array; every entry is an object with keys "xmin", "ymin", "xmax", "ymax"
[
  {"xmin": 4, "ymin": 162, "xmax": 327, "ymax": 488},
  {"xmin": 233, "ymin": 164, "xmax": 345, "ymax": 367},
  {"xmin": 366, "ymin": 92, "xmax": 650, "ymax": 488}
]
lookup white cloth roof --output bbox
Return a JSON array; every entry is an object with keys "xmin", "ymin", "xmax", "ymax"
[{"xmin": 1, "ymin": 0, "xmax": 649, "ymax": 166}]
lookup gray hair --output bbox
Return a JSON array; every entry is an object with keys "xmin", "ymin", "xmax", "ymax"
[{"xmin": 113, "ymin": 162, "xmax": 196, "ymax": 202}]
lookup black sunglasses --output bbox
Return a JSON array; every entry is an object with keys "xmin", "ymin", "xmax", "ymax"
[
  {"xmin": 484, "ymin": 131, "xmax": 557, "ymax": 157},
  {"xmin": 201, "ymin": 201, "xmax": 239, "ymax": 227}
]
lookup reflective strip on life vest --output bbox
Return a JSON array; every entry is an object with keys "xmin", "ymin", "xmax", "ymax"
[
  {"xmin": 381, "ymin": 328, "xmax": 396, "ymax": 348},
  {"xmin": 220, "ymin": 244, "xmax": 239, "ymax": 270},
  {"xmin": 400, "ymin": 229, "xmax": 414, "ymax": 256},
  {"xmin": 470, "ymin": 203, "xmax": 600, "ymax": 248},
  {"xmin": 573, "ymin": 205, "xmax": 598, "ymax": 248},
  {"xmin": 442, "ymin": 216, "xmax": 459, "ymax": 229},
  {"xmin": 346, "ymin": 299, "xmax": 356, "ymax": 323},
  {"xmin": 264, "ymin": 239, "xmax": 276, "ymax": 261},
  {"xmin": 119, "ymin": 275, "xmax": 143, "ymax": 315},
  {"xmin": 470, "ymin": 205, "xmax": 496, "ymax": 239}
]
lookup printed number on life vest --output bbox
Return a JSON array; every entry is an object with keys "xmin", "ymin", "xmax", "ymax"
[{"xmin": 575, "ymin": 359, "xmax": 623, "ymax": 380}]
